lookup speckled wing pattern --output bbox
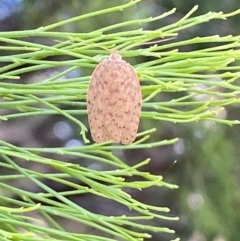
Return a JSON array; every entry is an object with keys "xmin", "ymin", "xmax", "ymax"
[{"xmin": 87, "ymin": 52, "xmax": 142, "ymax": 145}]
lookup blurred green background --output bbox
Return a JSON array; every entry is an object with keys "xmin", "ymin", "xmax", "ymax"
[{"xmin": 0, "ymin": 0, "xmax": 240, "ymax": 240}]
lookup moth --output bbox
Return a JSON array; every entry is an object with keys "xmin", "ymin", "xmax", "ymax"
[{"xmin": 87, "ymin": 51, "xmax": 142, "ymax": 145}]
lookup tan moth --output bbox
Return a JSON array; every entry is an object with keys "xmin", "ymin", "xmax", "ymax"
[{"xmin": 87, "ymin": 51, "xmax": 142, "ymax": 145}]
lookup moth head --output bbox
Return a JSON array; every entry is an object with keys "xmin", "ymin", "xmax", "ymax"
[{"xmin": 109, "ymin": 50, "xmax": 122, "ymax": 61}]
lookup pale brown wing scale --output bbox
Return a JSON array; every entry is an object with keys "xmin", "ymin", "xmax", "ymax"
[{"xmin": 87, "ymin": 52, "xmax": 142, "ymax": 144}]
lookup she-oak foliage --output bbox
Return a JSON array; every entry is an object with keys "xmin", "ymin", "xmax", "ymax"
[{"xmin": 0, "ymin": 1, "xmax": 240, "ymax": 241}]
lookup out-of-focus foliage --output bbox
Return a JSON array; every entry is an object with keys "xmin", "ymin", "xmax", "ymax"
[{"xmin": 0, "ymin": 0, "xmax": 240, "ymax": 241}]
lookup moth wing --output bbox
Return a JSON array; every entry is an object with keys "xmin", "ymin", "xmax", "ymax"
[
  {"xmin": 120, "ymin": 64, "xmax": 142, "ymax": 144},
  {"xmin": 87, "ymin": 61, "xmax": 109, "ymax": 142},
  {"xmin": 104, "ymin": 62, "xmax": 142, "ymax": 144},
  {"xmin": 87, "ymin": 57, "xmax": 142, "ymax": 145}
]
